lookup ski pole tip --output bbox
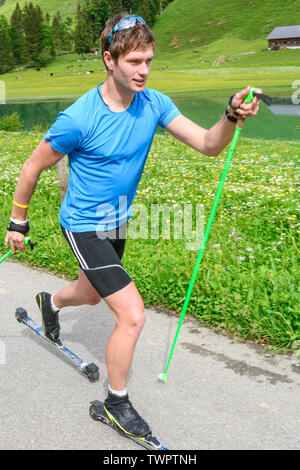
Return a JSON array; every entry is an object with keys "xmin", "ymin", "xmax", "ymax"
[{"xmin": 157, "ymin": 372, "xmax": 168, "ymax": 383}]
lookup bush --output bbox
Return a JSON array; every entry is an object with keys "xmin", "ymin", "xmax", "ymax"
[
  {"xmin": 32, "ymin": 122, "xmax": 50, "ymax": 133},
  {"xmin": 0, "ymin": 112, "xmax": 24, "ymax": 131},
  {"xmin": 36, "ymin": 50, "xmax": 55, "ymax": 68}
]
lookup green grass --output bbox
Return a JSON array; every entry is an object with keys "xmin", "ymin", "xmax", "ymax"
[
  {"xmin": 154, "ymin": 43, "xmax": 300, "ymax": 69},
  {"xmin": 0, "ymin": 0, "xmax": 78, "ymax": 21},
  {"xmin": 153, "ymin": 0, "xmax": 300, "ymax": 51},
  {"xmin": 0, "ymin": 130, "xmax": 299, "ymax": 351},
  {"xmin": 2, "ymin": 49, "xmax": 299, "ymax": 101}
]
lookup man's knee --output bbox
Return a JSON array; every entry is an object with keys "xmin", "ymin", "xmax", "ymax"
[
  {"xmin": 127, "ymin": 304, "xmax": 146, "ymax": 335},
  {"xmin": 87, "ymin": 295, "xmax": 101, "ymax": 306},
  {"xmin": 133, "ymin": 310, "xmax": 146, "ymax": 331},
  {"xmin": 80, "ymin": 291, "xmax": 101, "ymax": 305},
  {"xmin": 106, "ymin": 283, "xmax": 145, "ymax": 333}
]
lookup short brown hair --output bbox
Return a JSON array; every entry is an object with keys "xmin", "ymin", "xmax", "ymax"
[{"xmin": 100, "ymin": 13, "xmax": 156, "ymax": 68}]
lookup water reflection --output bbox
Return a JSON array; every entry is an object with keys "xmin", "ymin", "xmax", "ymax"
[
  {"xmin": 0, "ymin": 95, "xmax": 298, "ymax": 141},
  {"xmin": 0, "ymin": 101, "xmax": 72, "ymax": 132}
]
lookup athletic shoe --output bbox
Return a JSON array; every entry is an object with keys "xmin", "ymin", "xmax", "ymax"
[
  {"xmin": 36, "ymin": 292, "xmax": 60, "ymax": 341},
  {"xmin": 104, "ymin": 392, "xmax": 151, "ymax": 437}
]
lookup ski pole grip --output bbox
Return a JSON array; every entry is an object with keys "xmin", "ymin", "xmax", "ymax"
[
  {"xmin": 24, "ymin": 236, "xmax": 37, "ymax": 251},
  {"xmin": 236, "ymin": 87, "xmax": 256, "ymax": 129},
  {"xmin": 0, "ymin": 237, "xmax": 36, "ymax": 264},
  {"xmin": 24, "ymin": 236, "xmax": 31, "ymax": 246},
  {"xmin": 243, "ymin": 87, "xmax": 256, "ymax": 103}
]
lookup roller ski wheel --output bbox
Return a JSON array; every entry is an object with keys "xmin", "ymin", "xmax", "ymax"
[
  {"xmin": 15, "ymin": 307, "xmax": 99, "ymax": 383},
  {"xmin": 89, "ymin": 400, "xmax": 169, "ymax": 450},
  {"xmin": 15, "ymin": 307, "xmax": 28, "ymax": 323},
  {"xmin": 83, "ymin": 363, "xmax": 99, "ymax": 382}
]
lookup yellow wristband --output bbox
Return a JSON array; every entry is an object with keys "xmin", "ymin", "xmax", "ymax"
[{"xmin": 13, "ymin": 200, "xmax": 29, "ymax": 209}]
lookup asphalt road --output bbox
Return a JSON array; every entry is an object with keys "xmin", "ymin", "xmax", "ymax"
[{"xmin": 0, "ymin": 261, "xmax": 299, "ymax": 450}]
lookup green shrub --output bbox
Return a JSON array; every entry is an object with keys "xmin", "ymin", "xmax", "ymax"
[{"xmin": 0, "ymin": 112, "xmax": 23, "ymax": 131}]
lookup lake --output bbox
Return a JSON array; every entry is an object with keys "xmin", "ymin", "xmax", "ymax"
[{"xmin": 0, "ymin": 94, "xmax": 299, "ymax": 141}]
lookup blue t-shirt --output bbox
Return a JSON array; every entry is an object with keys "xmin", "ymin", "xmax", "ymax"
[{"xmin": 44, "ymin": 84, "xmax": 180, "ymax": 232}]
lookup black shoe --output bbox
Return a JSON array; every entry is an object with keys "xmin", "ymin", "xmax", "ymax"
[
  {"xmin": 104, "ymin": 392, "xmax": 151, "ymax": 437},
  {"xmin": 36, "ymin": 292, "xmax": 60, "ymax": 341}
]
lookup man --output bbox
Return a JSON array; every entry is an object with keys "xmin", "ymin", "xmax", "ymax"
[{"xmin": 5, "ymin": 13, "xmax": 261, "ymax": 437}]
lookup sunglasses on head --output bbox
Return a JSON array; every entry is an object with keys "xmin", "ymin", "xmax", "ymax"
[{"xmin": 108, "ymin": 15, "xmax": 146, "ymax": 45}]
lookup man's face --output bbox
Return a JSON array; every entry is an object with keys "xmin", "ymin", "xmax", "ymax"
[{"xmin": 109, "ymin": 46, "xmax": 154, "ymax": 93}]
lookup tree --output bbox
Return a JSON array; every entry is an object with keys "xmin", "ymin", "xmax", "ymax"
[
  {"xmin": 22, "ymin": 2, "xmax": 43, "ymax": 66},
  {"xmin": 41, "ymin": 22, "xmax": 56, "ymax": 61},
  {"xmin": 10, "ymin": 2, "xmax": 26, "ymax": 64},
  {"xmin": 120, "ymin": 0, "xmax": 160, "ymax": 27},
  {"xmin": 121, "ymin": 0, "xmax": 133, "ymax": 13},
  {"xmin": 62, "ymin": 17, "xmax": 74, "ymax": 50},
  {"xmin": 74, "ymin": 3, "xmax": 91, "ymax": 58},
  {"xmin": 21, "ymin": 2, "xmax": 56, "ymax": 67},
  {"xmin": 86, "ymin": 0, "xmax": 109, "ymax": 45},
  {"xmin": 52, "ymin": 11, "xmax": 63, "ymax": 50},
  {"xmin": 131, "ymin": 0, "xmax": 154, "ymax": 26},
  {"xmin": 106, "ymin": 0, "xmax": 123, "ymax": 17},
  {"xmin": 0, "ymin": 15, "xmax": 14, "ymax": 73},
  {"xmin": 52, "ymin": 11, "xmax": 73, "ymax": 52}
]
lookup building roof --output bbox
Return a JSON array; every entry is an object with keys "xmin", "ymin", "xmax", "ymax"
[{"xmin": 266, "ymin": 25, "xmax": 300, "ymax": 40}]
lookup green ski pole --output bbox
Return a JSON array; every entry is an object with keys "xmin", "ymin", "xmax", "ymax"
[
  {"xmin": 0, "ymin": 236, "xmax": 35, "ymax": 264},
  {"xmin": 158, "ymin": 87, "xmax": 256, "ymax": 383}
]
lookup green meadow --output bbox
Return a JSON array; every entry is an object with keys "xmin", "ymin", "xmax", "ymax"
[
  {"xmin": 1, "ymin": 51, "xmax": 299, "ymax": 101},
  {"xmin": 0, "ymin": 131, "xmax": 299, "ymax": 351}
]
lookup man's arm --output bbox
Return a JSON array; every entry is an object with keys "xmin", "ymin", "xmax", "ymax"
[
  {"xmin": 165, "ymin": 86, "xmax": 261, "ymax": 157},
  {"xmin": 5, "ymin": 139, "xmax": 65, "ymax": 253}
]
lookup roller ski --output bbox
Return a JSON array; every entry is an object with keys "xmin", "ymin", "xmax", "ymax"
[
  {"xmin": 89, "ymin": 392, "xmax": 168, "ymax": 450},
  {"xmin": 15, "ymin": 306, "xmax": 99, "ymax": 382}
]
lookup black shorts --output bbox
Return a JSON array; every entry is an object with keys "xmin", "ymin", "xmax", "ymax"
[{"xmin": 61, "ymin": 223, "xmax": 132, "ymax": 298}]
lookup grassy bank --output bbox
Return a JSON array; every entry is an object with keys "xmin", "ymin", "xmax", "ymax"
[
  {"xmin": 0, "ymin": 130, "xmax": 299, "ymax": 351},
  {"xmin": 1, "ymin": 49, "xmax": 299, "ymax": 102}
]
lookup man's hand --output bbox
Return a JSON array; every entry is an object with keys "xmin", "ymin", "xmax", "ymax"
[
  {"xmin": 230, "ymin": 85, "xmax": 262, "ymax": 119},
  {"xmin": 165, "ymin": 85, "xmax": 263, "ymax": 156},
  {"xmin": 5, "ymin": 230, "xmax": 26, "ymax": 253}
]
